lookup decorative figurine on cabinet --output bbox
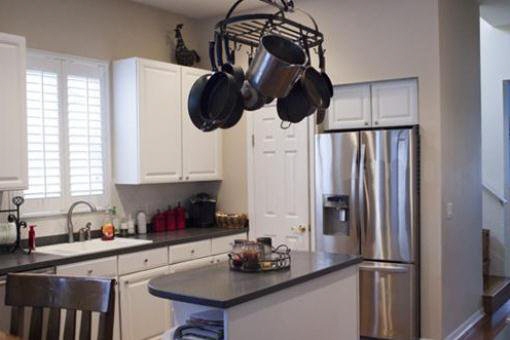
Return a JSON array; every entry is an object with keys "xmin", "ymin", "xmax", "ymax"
[{"xmin": 172, "ymin": 23, "xmax": 200, "ymax": 66}]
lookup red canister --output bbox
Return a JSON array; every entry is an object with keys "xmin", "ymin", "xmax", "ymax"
[
  {"xmin": 166, "ymin": 206, "xmax": 177, "ymax": 231},
  {"xmin": 152, "ymin": 210, "xmax": 166, "ymax": 233},
  {"xmin": 175, "ymin": 202, "xmax": 186, "ymax": 229}
]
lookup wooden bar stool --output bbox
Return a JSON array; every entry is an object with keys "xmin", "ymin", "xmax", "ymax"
[{"xmin": 5, "ymin": 273, "xmax": 115, "ymax": 340}]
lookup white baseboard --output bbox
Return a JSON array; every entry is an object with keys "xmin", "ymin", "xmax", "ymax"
[{"xmin": 445, "ymin": 309, "xmax": 484, "ymax": 340}]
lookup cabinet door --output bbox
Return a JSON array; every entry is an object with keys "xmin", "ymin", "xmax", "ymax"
[
  {"xmin": 119, "ymin": 266, "xmax": 172, "ymax": 340},
  {"xmin": 138, "ymin": 60, "xmax": 183, "ymax": 183},
  {"xmin": 0, "ymin": 33, "xmax": 27, "ymax": 190},
  {"xmin": 326, "ymin": 83, "xmax": 371, "ymax": 130},
  {"xmin": 181, "ymin": 67, "xmax": 222, "ymax": 181},
  {"xmin": 371, "ymin": 79, "xmax": 418, "ymax": 127}
]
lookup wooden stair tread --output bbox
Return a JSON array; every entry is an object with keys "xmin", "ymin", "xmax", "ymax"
[{"xmin": 483, "ymin": 275, "xmax": 510, "ymax": 314}]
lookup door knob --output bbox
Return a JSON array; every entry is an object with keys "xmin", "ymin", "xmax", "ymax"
[{"xmin": 292, "ymin": 225, "xmax": 307, "ymax": 234}]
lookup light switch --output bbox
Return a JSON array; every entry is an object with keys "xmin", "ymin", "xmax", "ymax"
[{"xmin": 446, "ymin": 202, "xmax": 454, "ymax": 220}]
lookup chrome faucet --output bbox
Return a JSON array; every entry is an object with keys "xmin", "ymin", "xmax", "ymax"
[{"xmin": 67, "ymin": 201, "xmax": 97, "ymax": 243}]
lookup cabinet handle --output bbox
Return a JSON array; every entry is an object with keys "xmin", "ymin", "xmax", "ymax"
[
  {"xmin": 374, "ymin": 121, "xmax": 379, "ymax": 125},
  {"xmin": 144, "ymin": 259, "xmax": 149, "ymax": 264},
  {"xmin": 364, "ymin": 122, "xmax": 369, "ymax": 126},
  {"xmin": 87, "ymin": 269, "xmax": 93, "ymax": 275},
  {"xmin": 179, "ymin": 176, "xmax": 183, "ymax": 180},
  {"xmin": 191, "ymin": 249, "xmax": 195, "ymax": 254},
  {"xmin": 185, "ymin": 176, "xmax": 190, "ymax": 180}
]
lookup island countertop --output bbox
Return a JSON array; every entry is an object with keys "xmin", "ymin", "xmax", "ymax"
[{"xmin": 148, "ymin": 251, "xmax": 362, "ymax": 308}]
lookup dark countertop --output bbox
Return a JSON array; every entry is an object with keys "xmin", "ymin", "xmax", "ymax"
[
  {"xmin": 148, "ymin": 251, "xmax": 362, "ymax": 309},
  {"xmin": 0, "ymin": 228, "xmax": 248, "ymax": 276}
]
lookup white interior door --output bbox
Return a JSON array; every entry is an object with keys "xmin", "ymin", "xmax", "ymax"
[{"xmin": 250, "ymin": 105, "xmax": 310, "ymax": 251}]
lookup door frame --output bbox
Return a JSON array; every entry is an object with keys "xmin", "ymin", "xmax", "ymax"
[{"xmin": 246, "ymin": 109, "xmax": 316, "ymax": 251}]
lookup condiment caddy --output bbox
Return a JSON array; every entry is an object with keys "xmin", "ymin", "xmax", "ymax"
[{"xmin": 228, "ymin": 238, "xmax": 291, "ymax": 273}]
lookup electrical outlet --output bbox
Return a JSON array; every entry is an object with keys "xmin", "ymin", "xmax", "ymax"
[{"xmin": 446, "ymin": 202, "xmax": 454, "ymax": 220}]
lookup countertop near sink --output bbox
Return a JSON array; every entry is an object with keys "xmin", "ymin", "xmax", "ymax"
[{"xmin": 0, "ymin": 227, "xmax": 248, "ymax": 276}]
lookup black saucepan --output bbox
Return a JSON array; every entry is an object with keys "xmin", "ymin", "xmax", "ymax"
[
  {"xmin": 301, "ymin": 66, "xmax": 331, "ymax": 109},
  {"xmin": 277, "ymin": 81, "xmax": 316, "ymax": 124}
]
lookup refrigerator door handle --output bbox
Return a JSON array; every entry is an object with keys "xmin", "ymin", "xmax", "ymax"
[
  {"xmin": 358, "ymin": 143, "xmax": 367, "ymax": 243},
  {"xmin": 359, "ymin": 263, "xmax": 408, "ymax": 273}
]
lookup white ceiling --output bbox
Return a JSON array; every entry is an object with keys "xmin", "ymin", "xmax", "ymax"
[{"xmin": 131, "ymin": 0, "xmax": 268, "ymax": 19}]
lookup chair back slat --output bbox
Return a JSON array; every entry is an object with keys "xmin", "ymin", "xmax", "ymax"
[
  {"xmin": 5, "ymin": 273, "xmax": 115, "ymax": 340},
  {"xmin": 64, "ymin": 309, "xmax": 76, "ymax": 340},
  {"xmin": 79, "ymin": 310, "xmax": 92, "ymax": 340},
  {"xmin": 9, "ymin": 306, "xmax": 24, "ymax": 336},
  {"xmin": 46, "ymin": 307, "xmax": 61, "ymax": 339},
  {"xmin": 28, "ymin": 307, "xmax": 43, "ymax": 340}
]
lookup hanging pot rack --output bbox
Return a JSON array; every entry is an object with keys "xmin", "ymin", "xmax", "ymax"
[{"xmin": 214, "ymin": 0, "xmax": 324, "ymax": 57}]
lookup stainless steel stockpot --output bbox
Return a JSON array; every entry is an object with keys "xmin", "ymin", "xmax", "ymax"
[{"xmin": 247, "ymin": 35, "xmax": 307, "ymax": 98}]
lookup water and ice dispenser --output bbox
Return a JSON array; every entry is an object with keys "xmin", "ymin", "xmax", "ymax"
[{"xmin": 323, "ymin": 194, "xmax": 350, "ymax": 235}]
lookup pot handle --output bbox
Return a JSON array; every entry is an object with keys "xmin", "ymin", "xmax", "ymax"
[
  {"xmin": 318, "ymin": 45, "xmax": 326, "ymax": 72},
  {"xmin": 209, "ymin": 40, "xmax": 218, "ymax": 72},
  {"xmin": 215, "ymin": 32, "xmax": 224, "ymax": 68}
]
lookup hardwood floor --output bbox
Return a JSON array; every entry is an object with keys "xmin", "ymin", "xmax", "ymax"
[{"xmin": 462, "ymin": 299, "xmax": 510, "ymax": 339}]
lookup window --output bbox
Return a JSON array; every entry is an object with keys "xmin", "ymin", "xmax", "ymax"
[{"xmin": 23, "ymin": 51, "xmax": 110, "ymax": 215}]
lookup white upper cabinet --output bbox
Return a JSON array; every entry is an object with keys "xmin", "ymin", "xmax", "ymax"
[
  {"xmin": 113, "ymin": 58, "xmax": 222, "ymax": 184},
  {"xmin": 327, "ymin": 84, "xmax": 371, "ymax": 130},
  {"xmin": 181, "ymin": 66, "xmax": 222, "ymax": 181},
  {"xmin": 0, "ymin": 33, "xmax": 27, "ymax": 190},
  {"xmin": 371, "ymin": 78, "xmax": 418, "ymax": 127},
  {"xmin": 139, "ymin": 59, "xmax": 182, "ymax": 183},
  {"xmin": 325, "ymin": 78, "xmax": 418, "ymax": 131}
]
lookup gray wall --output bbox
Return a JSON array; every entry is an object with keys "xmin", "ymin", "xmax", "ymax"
[{"xmin": 438, "ymin": 0, "xmax": 483, "ymax": 336}]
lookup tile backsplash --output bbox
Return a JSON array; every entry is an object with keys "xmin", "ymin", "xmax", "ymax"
[{"xmin": 1, "ymin": 181, "xmax": 220, "ymax": 239}]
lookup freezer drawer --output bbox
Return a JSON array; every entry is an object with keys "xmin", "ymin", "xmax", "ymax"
[{"xmin": 360, "ymin": 261, "xmax": 418, "ymax": 340}]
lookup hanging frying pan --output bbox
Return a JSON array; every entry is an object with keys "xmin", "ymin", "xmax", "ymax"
[
  {"xmin": 187, "ymin": 41, "xmax": 218, "ymax": 132},
  {"xmin": 200, "ymin": 33, "xmax": 241, "ymax": 124},
  {"xmin": 318, "ymin": 45, "xmax": 333, "ymax": 98}
]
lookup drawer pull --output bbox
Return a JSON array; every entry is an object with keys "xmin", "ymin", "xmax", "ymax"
[
  {"xmin": 144, "ymin": 259, "xmax": 149, "ymax": 263},
  {"xmin": 87, "ymin": 269, "xmax": 93, "ymax": 275},
  {"xmin": 190, "ymin": 249, "xmax": 195, "ymax": 254}
]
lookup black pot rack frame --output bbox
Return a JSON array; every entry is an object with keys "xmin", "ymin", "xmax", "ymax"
[
  {"xmin": 214, "ymin": 0, "xmax": 325, "ymax": 58},
  {"xmin": 0, "ymin": 196, "xmax": 30, "ymax": 254}
]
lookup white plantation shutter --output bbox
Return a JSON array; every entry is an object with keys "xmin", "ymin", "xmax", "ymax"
[
  {"xmin": 67, "ymin": 75, "xmax": 104, "ymax": 196},
  {"xmin": 22, "ymin": 51, "xmax": 110, "ymax": 215},
  {"xmin": 25, "ymin": 70, "xmax": 61, "ymax": 199}
]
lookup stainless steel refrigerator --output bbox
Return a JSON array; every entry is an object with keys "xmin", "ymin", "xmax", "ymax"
[{"xmin": 315, "ymin": 127, "xmax": 419, "ymax": 340}]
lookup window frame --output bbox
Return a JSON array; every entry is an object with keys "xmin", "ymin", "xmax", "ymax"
[{"xmin": 22, "ymin": 49, "xmax": 111, "ymax": 217}]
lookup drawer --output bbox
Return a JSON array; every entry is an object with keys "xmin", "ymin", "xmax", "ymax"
[
  {"xmin": 211, "ymin": 233, "xmax": 247, "ymax": 255},
  {"xmin": 172, "ymin": 257, "xmax": 215, "ymax": 272},
  {"xmin": 118, "ymin": 247, "xmax": 168, "ymax": 275},
  {"xmin": 57, "ymin": 257, "xmax": 117, "ymax": 277},
  {"xmin": 169, "ymin": 240, "xmax": 211, "ymax": 264}
]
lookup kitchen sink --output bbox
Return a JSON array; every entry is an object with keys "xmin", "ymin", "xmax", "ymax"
[{"xmin": 36, "ymin": 237, "xmax": 152, "ymax": 256}]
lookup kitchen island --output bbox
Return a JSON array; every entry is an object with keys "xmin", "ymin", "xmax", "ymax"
[{"xmin": 149, "ymin": 251, "xmax": 361, "ymax": 340}]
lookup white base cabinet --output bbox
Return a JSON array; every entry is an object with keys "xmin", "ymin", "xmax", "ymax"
[
  {"xmin": 0, "ymin": 32, "xmax": 27, "ymax": 190},
  {"xmin": 326, "ymin": 78, "xmax": 418, "ymax": 131},
  {"xmin": 113, "ymin": 58, "xmax": 222, "ymax": 185},
  {"xmin": 119, "ymin": 266, "xmax": 172, "ymax": 340}
]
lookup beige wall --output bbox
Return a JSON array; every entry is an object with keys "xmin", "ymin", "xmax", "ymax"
[
  {"xmin": 0, "ymin": 0, "xmax": 200, "ymax": 62},
  {"xmin": 0, "ymin": 0, "xmax": 215, "ymax": 237},
  {"xmin": 194, "ymin": 0, "xmax": 445, "ymax": 338},
  {"xmin": 438, "ymin": 0, "xmax": 483, "ymax": 336},
  {"xmin": 194, "ymin": 0, "xmax": 483, "ymax": 338}
]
